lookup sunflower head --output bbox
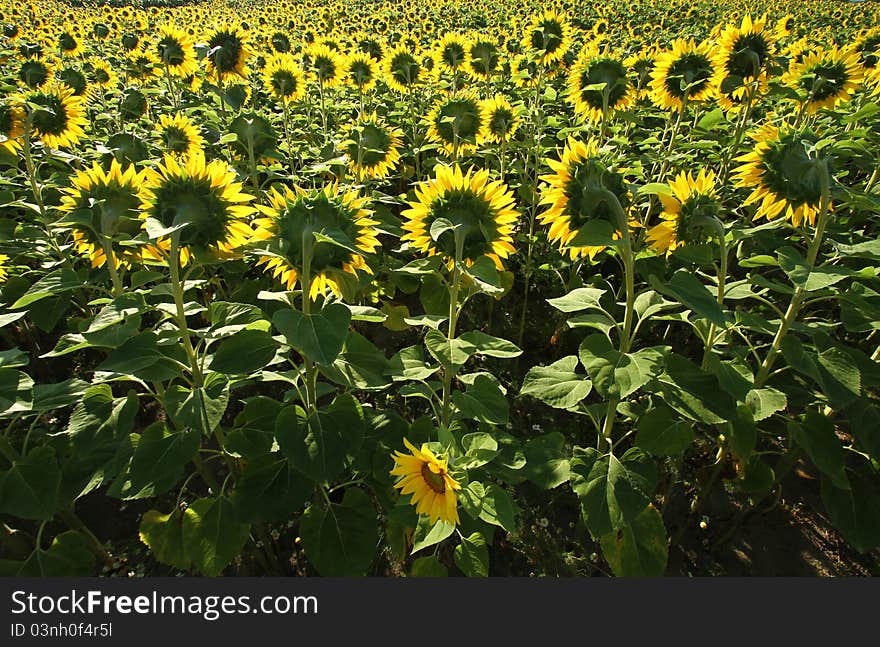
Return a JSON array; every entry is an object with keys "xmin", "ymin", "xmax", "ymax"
[
  {"xmin": 713, "ymin": 14, "xmax": 776, "ymax": 90},
  {"xmin": 567, "ymin": 44, "xmax": 633, "ymax": 124},
  {"xmin": 538, "ymin": 138, "xmax": 632, "ymax": 261},
  {"xmin": 625, "ymin": 48, "xmax": 657, "ymax": 97},
  {"xmin": 262, "ymin": 52, "xmax": 305, "ymax": 100},
  {"xmin": 343, "ymin": 51, "xmax": 378, "ymax": 92},
  {"xmin": 251, "ymin": 183, "xmax": 380, "ymax": 300},
  {"xmin": 58, "ymin": 159, "xmax": 148, "ymax": 269},
  {"xmin": 647, "ymin": 170, "xmax": 722, "ymax": 256},
  {"xmin": 468, "ymin": 39, "xmax": 500, "ymax": 79},
  {"xmin": 155, "ymin": 113, "xmax": 204, "ymax": 158},
  {"xmin": 0, "ymin": 254, "xmax": 8, "ymax": 284},
  {"xmin": 343, "ymin": 114, "xmax": 404, "ymax": 181},
  {"xmin": 304, "ymin": 43, "xmax": 344, "ymax": 86},
  {"xmin": 401, "ymin": 164, "xmax": 518, "ymax": 270},
  {"xmin": 22, "ymin": 83, "xmax": 87, "ymax": 149},
  {"xmin": 855, "ymin": 29, "xmax": 880, "ymax": 72},
  {"xmin": 733, "ymin": 122, "xmax": 831, "ymax": 228},
  {"xmin": 522, "ymin": 9, "xmax": 571, "ymax": 66},
  {"xmin": 18, "ymin": 57, "xmax": 56, "ymax": 89},
  {"xmin": 154, "ymin": 26, "xmax": 197, "ymax": 78},
  {"xmin": 426, "ymin": 92, "xmax": 486, "ymax": 157},
  {"xmin": 382, "ymin": 44, "xmax": 423, "ymax": 93},
  {"xmin": 140, "ymin": 152, "xmax": 257, "ymax": 266},
  {"xmin": 390, "ymin": 438, "xmax": 461, "ymax": 527},
  {"xmin": 0, "ymin": 99, "xmax": 25, "ymax": 155},
  {"xmin": 433, "ymin": 33, "xmax": 471, "ymax": 76},
  {"xmin": 650, "ymin": 39, "xmax": 717, "ymax": 111},
  {"xmin": 205, "ymin": 23, "xmax": 251, "ymax": 81},
  {"xmin": 785, "ymin": 46, "xmax": 864, "ymax": 113},
  {"xmin": 480, "ymin": 95, "xmax": 520, "ymax": 144},
  {"xmin": 89, "ymin": 58, "xmax": 118, "ymax": 90}
]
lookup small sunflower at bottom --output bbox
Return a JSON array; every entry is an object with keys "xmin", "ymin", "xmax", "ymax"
[{"xmin": 390, "ymin": 438, "xmax": 461, "ymax": 526}]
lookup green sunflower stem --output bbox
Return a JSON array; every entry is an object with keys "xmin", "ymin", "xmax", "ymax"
[
  {"xmin": 719, "ymin": 83, "xmax": 755, "ymax": 187},
  {"xmin": 100, "ymin": 235, "xmax": 124, "ymax": 298},
  {"xmin": 169, "ymin": 236, "xmax": 204, "ymax": 388},
  {"xmin": 656, "ymin": 95, "xmax": 688, "ymax": 183},
  {"xmin": 281, "ymin": 96, "xmax": 295, "ymax": 179},
  {"xmin": 300, "ymin": 230, "xmax": 318, "ymax": 413},
  {"xmin": 754, "ymin": 164, "xmax": 831, "ymax": 388},
  {"xmin": 598, "ymin": 192, "xmax": 635, "ymax": 453},
  {"xmin": 440, "ymin": 232, "xmax": 465, "ymax": 432},
  {"xmin": 701, "ymin": 233, "xmax": 729, "ymax": 370}
]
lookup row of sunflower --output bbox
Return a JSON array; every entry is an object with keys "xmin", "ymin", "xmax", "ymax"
[{"xmin": 0, "ymin": 0, "xmax": 878, "ymax": 577}]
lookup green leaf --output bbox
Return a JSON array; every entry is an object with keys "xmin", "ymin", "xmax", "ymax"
[
  {"xmin": 567, "ymin": 219, "xmax": 618, "ymax": 247},
  {"xmin": 457, "ymin": 432, "xmax": 499, "ymax": 469},
  {"xmin": 781, "ymin": 337, "xmax": 861, "ymax": 406},
  {"xmin": 778, "ymin": 246, "xmax": 856, "ymax": 291},
  {"xmin": 463, "ymin": 256, "xmax": 506, "ymax": 295},
  {"xmin": 85, "ymin": 293, "xmax": 147, "ymax": 334},
  {"xmin": 452, "ymin": 375, "xmax": 509, "ymax": 424},
  {"xmin": 476, "ymin": 483, "xmax": 516, "ymax": 532},
  {"xmin": 0, "ymin": 446, "xmax": 61, "ymax": 520},
  {"xmin": 547, "ymin": 287, "xmax": 606, "ymax": 313},
  {"xmin": 11, "ymin": 269, "xmax": 83, "ymax": 309},
  {"xmin": 299, "ymin": 487, "xmax": 378, "ymax": 575},
  {"xmin": 578, "ymin": 334, "xmax": 666, "ymax": 399},
  {"xmin": 182, "ymin": 496, "xmax": 251, "ymax": 576},
  {"xmin": 821, "ymin": 470, "xmax": 880, "ymax": 554},
  {"xmin": 410, "ymin": 555, "xmax": 448, "ymax": 577},
  {"xmin": 728, "ymin": 406, "xmax": 758, "ymax": 463},
  {"xmin": 650, "ymin": 270, "xmax": 729, "ymax": 327},
  {"xmin": 386, "ymin": 346, "xmax": 439, "ymax": 381},
  {"xmin": 225, "ymin": 396, "xmax": 282, "ymax": 459},
  {"xmin": 845, "ymin": 400, "xmax": 880, "ymax": 461},
  {"xmin": 520, "ymin": 356, "xmax": 592, "ymax": 409},
  {"xmin": 647, "ymin": 354, "xmax": 738, "ymax": 423},
  {"xmin": 454, "ymin": 532, "xmax": 489, "ymax": 577},
  {"xmin": 457, "ymin": 330, "xmax": 522, "ymax": 358},
  {"xmin": 321, "ymin": 331, "xmax": 391, "ymax": 390},
  {"xmin": 32, "ymin": 378, "xmax": 91, "ymax": 412},
  {"xmin": 209, "ymin": 329, "xmax": 279, "ymax": 374},
  {"xmin": 745, "ymin": 387, "xmax": 787, "ymax": 421},
  {"xmin": 635, "ymin": 404, "xmax": 695, "ymax": 456},
  {"xmin": 272, "ymin": 302, "xmax": 351, "ymax": 366},
  {"xmin": 600, "ymin": 505, "xmax": 668, "ymax": 576},
  {"xmin": 276, "ymin": 393, "xmax": 364, "ymax": 483},
  {"xmin": 791, "ymin": 411, "xmax": 849, "ymax": 490},
  {"xmin": 0, "ymin": 368, "xmax": 33, "ymax": 417},
  {"xmin": 231, "ymin": 456, "xmax": 311, "ymax": 523},
  {"xmin": 523, "ymin": 433, "xmax": 571, "ymax": 489},
  {"xmin": 424, "ymin": 329, "xmax": 475, "ymax": 372},
  {"xmin": 411, "ymin": 516, "xmax": 456, "ymax": 553},
  {"xmin": 0, "ymin": 348, "xmax": 29, "ymax": 369},
  {"xmin": 139, "ymin": 509, "xmax": 191, "ymax": 570},
  {"xmin": 17, "ymin": 531, "xmax": 95, "ymax": 576},
  {"xmin": 97, "ymin": 332, "xmax": 181, "ymax": 382},
  {"xmin": 570, "ymin": 447, "xmax": 657, "ymax": 538},
  {"xmin": 107, "ymin": 422, "xmax": 200, "ymax": 499},
  {"xmin": 164, "ymin": 373, "xmax": 230, "ymax": 436}
]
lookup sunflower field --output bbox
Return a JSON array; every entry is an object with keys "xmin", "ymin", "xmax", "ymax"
[{"xmin": 0, "ymin": 0, "xmax": 879, "ymax": 578}]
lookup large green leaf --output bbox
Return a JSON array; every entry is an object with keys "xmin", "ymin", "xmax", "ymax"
[
  {"xmin": 276, "ymin": 393, "xmax": 364, "ymax": 483},
  {"xmin": 209, "ymin": 329, "xmax": 279, "ymax": 374},
  {"xmin": 579, "ymin": 334, "xmax": 666, "ymax": 399},
  {"xmin": 272, "ymin": 303, "xmax": 351, "ymax": 366},
  {"xmin": 650, "ymin": 270, "xmax": 729, "ymax": 326},
  {"xmin": 97, "ymin": 332, "xmax": 182, "ymax": 382},
  {"xmin": 454, "ymin": 532, "xmax": 489, "ymax": 577},
  {"xmin": 452, "ymin": 374, "xmax": 509, "ymax": 424},
  {"xmin": 164, "ymin": 372, "xmax": 230, "ymax": 436},
  {"xmin": 17, "ymin": 530, "xmax": 95, "ymax": 576},
  {"xmin": 12, "ymin": 268, "xmax": 84, "ymax": 309},
  {"xmin": 570, "ymin": 447, "xmax": 657, "ymax": 538},
  {"xmin": 32, "ymin": 378, "xmax": 91, "ymax": 412},
  {"xmin": 460, "ymin": 482, "xmax": 517, "ymax": 532},
  {"xmin": 457, "ymin": 331, "xmax": 522, "ymax": 358},
  {"xmin": 599, "ymin": 504, "xmax": 668, "ymax": 576},
  {"xmin": 411, "ymin": 516, "xmax": 456, "ymax": 553},
  {"xmin": 0, "ymin": 446, "xmax": 61, "ymax": 520},
  {"xmin": 546, "ymin": 287, "xmax": 607, "ymax": 313},
  {"xmin": 410, "ymin": 555, "xmax": 448, "ymax": 576},
  {"xmin": 321, "ymin": 331, "xmax": 391, "ymax": 390},
  {"xmin": 520, "ymin": 356, "xmax": 592, "ymax": 410},
  {"xmin": 424, "ymin": 329, "xmax": 475, "ymax": 372},
  {"xmin": 299, "ymin": 487, "xmax": 378, "ymax": 575},
  {"xmin": 635, "ymin": 404, "xmax": 695, "ymax": 456},
  {"xmin": 821, "ymin": 470, "xmax": 880, "ymax": 554},
  {"xmin": 386, "ymin": 346, "xmax": 439, "ymax": 382},
  {"xmin": 646, "ymin": 354, "xmax": 738, "ymax": 423},
  {"xmin": 139, "ymin": 508, "xmax": 191, "ymax": 571},
  {"xmin": 231, "ymin": 455, "xmax": 311, "ymax": 523},
  {"xmin": 0, "ymin": 368, "xmax": 33, "ymax": 417},
  {"xmin": 790, "ymin": 411, "xmax": 849, "ymax": 490},
  {"xmin": 522, "ymin": 433, "xmax": 571, "ymax": 489},
  {"xmin": 182, "ymin": 496, "xmax": 251, "ymax": 576},
  {"xmin": 225, "ymin": 396, "xmax": 282, "ymax": 459}
]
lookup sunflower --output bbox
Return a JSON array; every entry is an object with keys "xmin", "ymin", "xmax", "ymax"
[
  {"xmin": 304, "ymin": 43, "xmax": 344, "ymax": 87},
  {"xmin": 250, "ymin": 183, "xmax": 380, "ymax": 300},
  {"xmin": 625, "ymin": 47, "xmax": 657, "ymax": 98},
  {"xmin": 155, "ymin": 113, "xmax": 204, "ymax": 158},
  {"xmin": 0, "ymin": 99, "xmax": 24, "ymax": 155},
  {"xmin": 432, "ymin": 33, "xmax": 470, "ymax": 78},
  {"xmin": 89, "ymin": 58, "xmax": 118, "ymax": 90},
  {"xmin": 775, "ymin": 14, "xmax": 796, "ymax": 40},
  {"xmin": 204, "ymin": 22, "xmax": 251, "ymax": 82},
  {"xmin": 0, "ymin": 254, "xmax": 8, "ymax": 283},
  {"xmin": 382, "ymin": 44, "xmax": 423, "ymax": 93},
  {"xmin": 522, "ymin": 9, "xmax": 571, "ymax": 67},
  {"xmin": 262, "ymin": 52, "xmax": 305, "ymax": 101},
  {"xmin": 140, "ymin": 152, "xmax": 257, "ymax": 266},
  {"xmin": 57, "ymin": 159, "xmax": 148, "ymax": 269},
  {"xmin": 426, "ymin": 92, "xmax": 486, "ymax": 156},
  {"xmin": 126, "ymin": 47, "xmax": 161, "ymax": 82},
  {"xmin": 854, "ymin": 28, "xmax": 880, "ymax": 75},
  {"xmin": 343, "ymin": 51, "xmax": 378, "ymax": 93},
  {"xmin": 57, "ymin": 29, "xmax": 83, "ymax": 58},
  {"xmin": 538, "ymin": 138, "xmax": 631, "ymax": 261},
  {"xmin": 22, "ymin": 83, "xmax": 87, "ymax": 149},
  {"xmin": 712, "ymin": 15, "xmax": 776, "ymax": 98},
  {"xmin": 390, "ymin": 438, "xmax": 461, "ymax": 527},
  {"xmin": 153, "ymin": 26, "xmax": 197, "ymax": 78},
  {"xmin": 343, "ymin": 114, "xmax": 404, "ymax": 181},
  {"xmin": 650, "ymin": 39, "xmax": 717, "ymax": 111},
  {"xmin": 480, "ymin": 95, "xmax": 520, "ymax": 144},
  {"xmin": 733, "ymin": 122, "xmax": 829, "ymax": 228},
  {"xmin": 646, "ymin": 170, "xmax": 721, "ymax": 256},
  {"xmin": 18, "ymin": 56, "xmax": 55, "ymax": 89},
  {"xmin": 567, "ymin": 44, "xmax": 633, "ymax": 124},
  {"xmin": 509, "ymin": 53, "xmax": 541, "ymax": 87},
  {"xmin": 401, "ymin": 164, "xmax": 518, "ymax": 270},
  {"xmin": 468, "ymin": 38, "xmax": 500, "ymax": 79},
  {"xmin": 784, "ymin": 46, "xmax": 863, "ymax": 113}
]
